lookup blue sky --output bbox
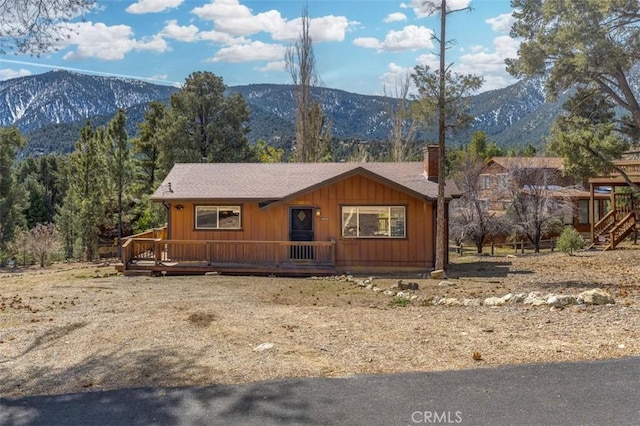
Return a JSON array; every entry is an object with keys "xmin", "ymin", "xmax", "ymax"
[{"xmin": 0, "ymin": 0, "xmax": 519, "ymax": 96}]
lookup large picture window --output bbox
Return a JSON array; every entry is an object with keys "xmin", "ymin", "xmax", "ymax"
[
  {"xmin": 195, "ymin": 206, "xmax": 241, "ymax": 229},
  {"xmin": 342, "ymin": 206, "xmax": 406, "ymax": 238}
]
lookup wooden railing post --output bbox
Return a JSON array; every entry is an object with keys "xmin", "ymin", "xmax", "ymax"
[
  {"xmin": 154, "ymin": 239, "xmax": 162, "ymax": 266},
  {"xmin": 330, "ymin": 239, "xmax": 336, "ymax": 266}
]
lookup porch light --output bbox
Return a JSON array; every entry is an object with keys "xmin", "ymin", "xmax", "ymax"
[
  {"xmin": 316, "ymin": 208, "xmax": 321, "ymax": 216},
  {"xmin": 175, "ymin": 204, "xmax": 184, "ymax": 211}
]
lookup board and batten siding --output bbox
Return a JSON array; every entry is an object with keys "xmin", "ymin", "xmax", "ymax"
[{"xmin": 167, "ymin": 173, "xmax": 435, "ymax": 270}]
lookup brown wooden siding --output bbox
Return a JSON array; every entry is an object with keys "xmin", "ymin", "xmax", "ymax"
[{"xmin": 168, "ymin": 173, "xmax": 435, "ymax": 270}]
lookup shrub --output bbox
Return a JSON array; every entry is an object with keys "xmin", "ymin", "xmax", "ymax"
[{"xmin": 556, "ymin": 226, "xmax": 585, "ymax": 255}]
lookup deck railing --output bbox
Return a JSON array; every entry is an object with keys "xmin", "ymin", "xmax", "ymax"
[
  {"xmin": 122, "ymin": 238, "xmax": 336, "ymax": 270},
  {"xmin": 613, "ymin": 160, "xmax": 640, "ymax": 177}
]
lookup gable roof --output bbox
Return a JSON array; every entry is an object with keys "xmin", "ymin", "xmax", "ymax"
[
  {"xmin": 487, "ymin": 157, "xmax": 564, "ymax": 170},
  {"xmin": 151, "ymin": 162, "xmax": 459, "ymax": 202}
]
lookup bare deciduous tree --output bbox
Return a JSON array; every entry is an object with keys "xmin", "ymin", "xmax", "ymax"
[
  {"xmin": 29, "ymin": 223, "xmax": 60, "ymax": 267},
  {"xmin": 507, "ymin": 159, "xmax": 573, "ymax": 252},
  {"xmin": 385, "ymin": 73, "xmax": 421, "ymax": 162},
  {"xmin": 450, "ymin": 153, "xmax": 508, "ymax": 253},
  {"xmin": 285, "ymin": 6, "xmax": 331, "ymax": 162},
  {"xmin": 0, "ymin": 0, "xmax": 94, "ymax": 55}
]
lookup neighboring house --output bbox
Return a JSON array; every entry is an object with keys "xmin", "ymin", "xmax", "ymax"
[
  {"xmin": 478, "ymin": 156, "xmax": 607, "ymax": 234},
  {"xmin": 119, "ymin": 146, "xmax": 459, "ymax": 276}
]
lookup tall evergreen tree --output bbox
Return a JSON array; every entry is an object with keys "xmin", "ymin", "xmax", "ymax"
[
  {"xmin": 60, "ymin": 121, "xmax": 106, "ymax": 260},
  {"xmin": 106, "ymin": 109, "xmax": 131, "ymax": 257},
  {"xmin": 508, "ymin": 0, "xmax": 640, "ymax": 178},
  {"xmin": 0, "ymin": 127, "xmax": 28, "ymax": 251},
  {"xmin": 132, "ymin": 101, "xmax": 166, "ymax": 196},
  {"xmin": 411, "ymin": 0, "xmax": 484, "ymax": 270}
]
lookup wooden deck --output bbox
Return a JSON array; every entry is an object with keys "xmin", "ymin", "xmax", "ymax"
[
  {"xmin": 118, "ymin": 233, "xmax": 337, "ymax": 276},
  {"xmin": 589, "ymin": 160, "xmax": 640, "ymax": 250}
]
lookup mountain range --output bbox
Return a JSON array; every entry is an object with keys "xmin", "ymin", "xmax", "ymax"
[{"xmin": 0, "ymin": 69, "xmax": 566, "ymax": 158}]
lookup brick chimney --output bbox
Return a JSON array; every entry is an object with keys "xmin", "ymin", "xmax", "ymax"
[{"xmin": 423, "ymin": 145, "xmax": 439, "ymax": 182}]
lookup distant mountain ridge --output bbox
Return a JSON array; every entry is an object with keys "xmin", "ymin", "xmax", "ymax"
[{"xmin": 0, "ymin": 70, "xmax": 568, "ymax": 157}]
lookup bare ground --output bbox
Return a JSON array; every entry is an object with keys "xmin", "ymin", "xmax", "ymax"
[{"xmin": 1, "ymin": 245, "xmax": 639, "ymax": 398}]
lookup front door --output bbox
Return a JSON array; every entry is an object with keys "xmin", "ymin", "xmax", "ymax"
[{"xmin": 289, "ymin": 207, "xmax": 314, "ymax": 260}]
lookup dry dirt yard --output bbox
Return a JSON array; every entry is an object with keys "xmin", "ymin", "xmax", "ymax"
[{"xmin": 1, "ymin": 245, "xmax": 639, "ymax": 398}]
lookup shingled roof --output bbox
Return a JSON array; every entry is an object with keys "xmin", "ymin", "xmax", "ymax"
[
  {"xmin": 488, "ymin": 157, "xmax": 565, "ymax": 170},
  {"xmin": 151, "ymin": 162, "xmax": 459, "ymax": 202}
]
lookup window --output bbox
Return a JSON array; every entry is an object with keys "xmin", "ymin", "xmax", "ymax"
[
  {"xmin": 195, "ymin": 206, "xmax": 241, "ymax": 229},
  {"xmin": 479, "ymin": 174, "xmax": 491, "ymax": 190},
  {"xmin": 578, "ymin": 200, "xmax": 589, "ymax": 225},
  {"xmin": 496, "ymin": 173, "xmax": 509, "ymax": 190},
  {"xmin": 342, "ymin": 206, "xmax": 405, "ymax": 238}
]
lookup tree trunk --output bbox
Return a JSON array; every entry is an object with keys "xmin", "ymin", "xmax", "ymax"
[{"xmin": 434, "ymin": 0, "xmax": 447, "ymax": 271}]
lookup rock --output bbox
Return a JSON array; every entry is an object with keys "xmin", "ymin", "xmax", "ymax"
[
  {"xmin": 438, "ymin": 297, "xmax": 461, "ymax": 306},
  {"xmin": 578, "ymin": 289, "xmax": 615, "ymax": 305},
  {"xmin": 205, "ymin": 271, "xmax": 219, "ymax": 276},
  {"xmin": 372, "ymin": 287, "xmax": 382, "ymax": 293},
  {"xmin": 484, "ymin": 297, "xmax": 505, "ymax": 307},
  {"xmin": 254, "ymin": 342, "xmax": 275, "ymax": 352},
  {"xmin": 506, "ymin": 254, "xmax": 517, "ymax": 258},
  {"xmin": 366, "ymin": 284, "xmax": 374, "ymax": 290},
  {"xmin": 438, "ymin": 280, "xmax": 456, "ymax": 287},
  {"xmin": 398, "ymin": 281, "xmax": 419, "ymax": 290},
  {"xmin": 546, "ymin": 294, "xmax": 578, "ymax": 308},
  {"xmin": 500, "ymin": 293, "xmax": 514, "ymax": 303},
  {"xmin": 524, "ymin": 292, "xmax": 545, "ymax": 306},
  {"xmin": 396, "ymin": 291, "xmax": 411, "ymax": 299},
  {"xmin": 430, "ymin": 269, "xmax": 447, "ymax": 280},
  {"xmin": 510, "ymin": 293, "xmax": 528, "ymax": 303},
  {"xmin": 383, "ymin": 290, "xmax": 396, "ymax": 296},
  {"xmin": 463, "ymin": 298, "xmax": 482, "ymax": 307}
]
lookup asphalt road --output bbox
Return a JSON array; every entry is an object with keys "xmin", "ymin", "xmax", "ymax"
[{"xmin": 2, "ymin": 357, "xmax": 639, "ymax": 426}]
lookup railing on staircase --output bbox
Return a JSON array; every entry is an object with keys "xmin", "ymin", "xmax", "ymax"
[{"xmin": 606, "ymin": 212, "xmax": 637, "ymax": 250}]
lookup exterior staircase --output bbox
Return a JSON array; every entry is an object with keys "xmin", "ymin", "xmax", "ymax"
[{"xmin": 589, "ymin": 204, "xmax": 638, "ymax": 251}]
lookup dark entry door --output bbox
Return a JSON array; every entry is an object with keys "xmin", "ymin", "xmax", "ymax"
[{"xmin": 289, "ymin": 207, "xmax": 314, "ymax": 260}]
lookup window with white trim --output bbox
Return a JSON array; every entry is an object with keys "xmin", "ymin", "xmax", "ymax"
[
  {"xmin": 195, "ymin": 206, "xmax": 241, "ymax": 229},
  {"xmin": 341, "ymin": 206, "xmax": 406, "ymax": 238}
]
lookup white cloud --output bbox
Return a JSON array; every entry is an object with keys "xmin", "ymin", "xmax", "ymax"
[
  {"xmin": 384, "ymin": 12, "xmax": 407, "ymax": 23},
  {"xmin": 0, "ymin": 68, "xmax": 32, "ymax": 81},
  {"xmin": 415, "ymin": 53, "xmax": 440, "ymax": 70},
  {"xmin": 486, "ymin": 13, "xmax": 515, "ymax": 33},
  {"xmin": 192, "ymin": 0, "xmax": 284, "ymax": 37},
  {"xmin": 457, "ymin": 35, "xmax": 519, "ymax": 74},
  {"xmin": 209, "ymin": 41, "xmax": 287, "ymax": 63},
  {"xmin": 402, "ymin": 0, "xmax": 471, "ymax": 18},
  {"xmin": 257, "ymin": 61, "xmax": 286, "ymax": 72},
  {"xmin": 379, "ymin": 62, "xmax": 415, "ymax": 94},
  {"xmin": 353, "ymin": 37, "xmax": 382, "ymax": 49},
  {"xmin": 126, "ymin": 0, "xmax": 184, "ymax": 14},
  {"xmin": 414, "ymin": 35, "xmax": 519, "ymax": 92},
  {"xmin": 60, "ymin": 22, "xmax": 169, "ymax": 61},
  {"xmin": 161, "ymin": 20, "xmax": 199, "ymax": 42},
  {"xmin": 192, "ymin": 0, "xmax": 352, "ymax": 43},
  {"xmin": 355, "ymin": 25, "xmax": 434, "ymax": 52},
  {"xmin": 198, "ymin": 30, "xmax": 248, "ymax": 45}
]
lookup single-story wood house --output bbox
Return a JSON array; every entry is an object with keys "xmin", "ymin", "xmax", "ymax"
[{"xmin": 118, "ymin": 146, "xmax": 459, "ymax": 276}]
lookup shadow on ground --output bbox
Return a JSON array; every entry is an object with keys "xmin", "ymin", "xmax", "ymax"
[
  {"xmin": 1, "ymin": 379, "xmax": 332, "ymax": 426},
  {"xmin": 1, "ymin": 347, "xmax": 334, "ymax": 425}
]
